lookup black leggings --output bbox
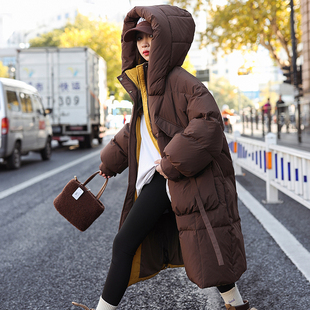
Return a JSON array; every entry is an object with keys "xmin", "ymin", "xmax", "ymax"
[
  {"xmin": 102, "ymin": 172, "xmax": 172, "ymax": 306},
  {"xmin": 101, "ymin": 172, "xmax": 235, "ymax": 306}
]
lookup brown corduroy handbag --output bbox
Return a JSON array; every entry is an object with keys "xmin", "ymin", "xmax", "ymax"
[{"xmin": 54, "ymin": 171, "xmax": 108, "ymax": 231}]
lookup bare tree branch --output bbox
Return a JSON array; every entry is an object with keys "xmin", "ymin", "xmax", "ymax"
[{"xmin": 259, "ymin": 33, "xmax": 287, "ymax": 67}]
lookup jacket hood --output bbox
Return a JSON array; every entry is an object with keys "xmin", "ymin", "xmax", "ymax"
[{"xmin": 121, "ymin": 5, "xmax": 195, "ymax": 96}]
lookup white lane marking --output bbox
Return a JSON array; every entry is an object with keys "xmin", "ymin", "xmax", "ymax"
[
  {"xmin": 237, "ymin": 181, "xmax": 310, "ymax": 282},
  {"xmin": 0, "ymin": 150, "xmax": 101, "ymax": 200}
]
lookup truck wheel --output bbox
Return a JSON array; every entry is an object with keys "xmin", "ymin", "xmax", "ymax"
[
  {"xmin": 79, "ymin": 134, "xmax": 94, "ymax": 149},
  {"xmin": 40, "ymin": 137, "xmax": 52, "ymax": 160},
  {"xmin": 7, "ymin": 142, "xmax": 21, "ymax": 169},
  {"xmin": 78, "ymin": 140, "xmax": 86, "ymax": 149}
]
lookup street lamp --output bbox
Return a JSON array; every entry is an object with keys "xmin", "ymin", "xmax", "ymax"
[{"xmin": 7, "ymin": 63, "xmax": 15, "ymax": 79}]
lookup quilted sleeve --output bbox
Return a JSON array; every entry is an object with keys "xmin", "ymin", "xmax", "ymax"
[
  {"xmin": 99, "ymin": 123, "xmax": 130, "ymax": 176},
  {"xmin": 161, "ymin": 82, "xmax": 224, "ymax": 179}
]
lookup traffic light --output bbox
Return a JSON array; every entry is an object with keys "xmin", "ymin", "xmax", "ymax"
[
  {"xmin": 282, "ymin": 66, "xmax": 292, "ymax": 84},
  {"xmin": 297, "ymin": 65, "xmax": 302, "ymax": 87}
]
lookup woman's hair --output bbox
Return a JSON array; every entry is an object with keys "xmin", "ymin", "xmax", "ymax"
[{"xmin": 135, "ymin": 47, "xmax": 144, "ymax": 65}]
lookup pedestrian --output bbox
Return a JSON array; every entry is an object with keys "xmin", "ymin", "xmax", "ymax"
[
  {"xmin": 123, "ymin": 111, "xmax": 127, "ymax": 124},
  {"xmin": 276, "ymin": 95, "xmax": 286, "ymax": 133},
  {"xmin": 221, "ymin": 104, "xmax": 234, "ymax": 133},
  {"xmin": 262, "ymin": 98, "xmax": 271, "ymax": 115},
  {"xmin": 105, "ymin": 113, "xmax": 112, "ymax": 129},
  {"xmin": 72, "ymin": 5, "xmax": 257, "ymax": 310},
  {"xmin": 262, "ymin": 98, "xmax": 271, "ymax": 132},
  {"xmin": 276, "ymin": 95, "xmax": 285, "ymax": 114}
]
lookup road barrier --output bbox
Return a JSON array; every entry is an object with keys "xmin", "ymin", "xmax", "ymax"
[{"xmin": 225, "ymin": 131, "xmax": 310, "ymax": 209}]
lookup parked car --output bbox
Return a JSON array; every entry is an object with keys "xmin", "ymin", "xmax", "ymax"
[{"xmin": 0, "ymin": 78, "xmax": 53, "ymax": 169}]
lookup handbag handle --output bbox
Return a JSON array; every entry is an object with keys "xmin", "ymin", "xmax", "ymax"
[{"xmin": 81, "ymin": 171, "xmax": 109, "ymax": 200}]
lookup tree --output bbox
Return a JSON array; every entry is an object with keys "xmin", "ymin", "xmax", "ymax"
[
  {"xmin": 29, "ymin": 14, "xmax": 122, "ymax": 99},
  {"xmin": 182, "ymin": 55, "xmax": 196, "ymax": 76},
  {"xmin": 29, "ymin": 29, "xmax": 63, "ymax": 47},
  {"xmin": 29, "ymin": 14, "xmax": 198, "ymax": 100},
  {"xmin": 208, "ymin": 76, "xmax": 253, "ymax": 112},
  {"xmin": 170, "ymin": 0, "xmax": 301, "ymax": 68},
  {"xmin": 0, "ymin": 62, "xmax": 9, "ymax": 78}
]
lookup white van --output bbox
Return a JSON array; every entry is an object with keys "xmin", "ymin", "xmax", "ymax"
[{"xmin": 0, "ymin": 78, "xmax": 53, "ymax": 169}]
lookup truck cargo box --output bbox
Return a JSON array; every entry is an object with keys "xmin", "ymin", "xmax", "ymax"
[{"xmin": 16, "ymin": 47, "xmax": 107, "ymax": 148}]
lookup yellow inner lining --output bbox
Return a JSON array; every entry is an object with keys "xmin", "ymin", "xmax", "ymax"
[
  {"xmin": 125, "ymin": 65, "xmax": 182, "ymax": 286},
  {"xmin": 136, "ymin": 65, "xmax": 160, "ymax": 153}
]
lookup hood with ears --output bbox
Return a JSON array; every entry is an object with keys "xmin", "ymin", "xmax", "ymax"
[{"xmin": 121, "ymin": 5, "xmax": 195, "ymax": 96}]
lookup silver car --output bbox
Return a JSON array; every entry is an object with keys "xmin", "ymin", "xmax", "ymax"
[{"xmin": 0, "ymin": 78, "xmax": 53, "ymax": 169}]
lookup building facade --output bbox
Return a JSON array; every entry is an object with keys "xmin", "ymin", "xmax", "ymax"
[
  {"xmin": 301, "ymin": 0, "xmax": 310, "ymax": 133},
  {"xmin": 302, "ymin": 0, "xmax": 310, "ymax": 96}
]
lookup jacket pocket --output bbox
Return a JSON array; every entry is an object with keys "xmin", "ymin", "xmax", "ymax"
[
  {"xmin": 168, "ymin": 178, "xmax": 197, "ymax": 215},
  {"xmin": 155, "ymin": 116, "xmax": 184, "ymax": 138},
  {"xmin": 168, "ymin": 165, "xmax": 220, "ymax": 216},
  {"xmin": 212, "ymin": 160, "xmax": 238, "ymax": 220},
  {"xmin": 195, "ymin": 166, "xmax": 220, "ymax": 211}
]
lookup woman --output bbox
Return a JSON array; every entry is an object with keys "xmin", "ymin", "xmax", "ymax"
[{"xmin": 73, "ymin": 5, "xmax": 256, "ymax": 310}]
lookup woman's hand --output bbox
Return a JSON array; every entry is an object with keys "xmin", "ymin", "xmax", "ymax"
[
  {"xmin": 155, "ymin": 159, "xmax": 168, "ymax": 179},
  {"xmin": 99, "ymin": 170, "xmax": 111, "ymax": 179}
]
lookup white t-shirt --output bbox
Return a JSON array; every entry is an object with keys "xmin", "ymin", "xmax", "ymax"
[{"xmin": 135, "ymin": 114, "xmax": 171, "ymax": 200}]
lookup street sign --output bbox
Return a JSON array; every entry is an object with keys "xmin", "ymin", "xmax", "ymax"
[{"xmin": 196, "ymin": 69, "xmax": 210, "ymax": 82}]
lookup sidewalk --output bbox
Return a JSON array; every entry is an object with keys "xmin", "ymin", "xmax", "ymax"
[
  {"xmin": 103, "ymin": 127, "xmax": 121, "ymax": 136},
  {"xmin": 104, "ymin": 123, "xmax": 310, "ymax": 153},
  {"xmin": 233, "ymin": 122, "xmax": 310, "ymax": 152}
]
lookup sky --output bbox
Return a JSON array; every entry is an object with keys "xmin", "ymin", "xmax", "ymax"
[
  {"xmin": 0, "ymin": 0, "xmax": 231, "ymax": 73},
  {"xmin": 1, "ymin": 0, "xmax": 168, "ymax": 38},
  {"xmin": 0, "ymin": 0, "xmax": 168, "ymax": 41}
]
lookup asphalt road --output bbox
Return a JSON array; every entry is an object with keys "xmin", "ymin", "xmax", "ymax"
[{"xmin": 0, "ymin": 134, "xmax": 309, "ymax": 309}]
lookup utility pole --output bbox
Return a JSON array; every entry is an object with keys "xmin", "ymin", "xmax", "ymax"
[{"xmin": 290, "ymin": 0, "xmax": 302, "ymax": 143}]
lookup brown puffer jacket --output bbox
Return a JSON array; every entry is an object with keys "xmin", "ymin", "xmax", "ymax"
[{"xmin": 99, "ymin": 5, "xmax": 247, "ymax": 288}]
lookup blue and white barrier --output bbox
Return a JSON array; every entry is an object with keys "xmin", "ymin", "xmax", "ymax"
[{"xmin": 226, "ymin": 131, "xmax": 310, "ymax": 209}]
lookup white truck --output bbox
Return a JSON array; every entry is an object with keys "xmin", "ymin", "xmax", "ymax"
[{"xmin": 16, "ymin": 47, "xmax": 107, "ymax": 148}]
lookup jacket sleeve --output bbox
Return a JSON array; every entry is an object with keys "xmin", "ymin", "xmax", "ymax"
[
  {"xmin": 161, "ymin": 85, "xmax": 224, "ymax": 180},
  {"xmin": 99, "ymin": 123, "xmax": 130, "ymax": 176}
]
